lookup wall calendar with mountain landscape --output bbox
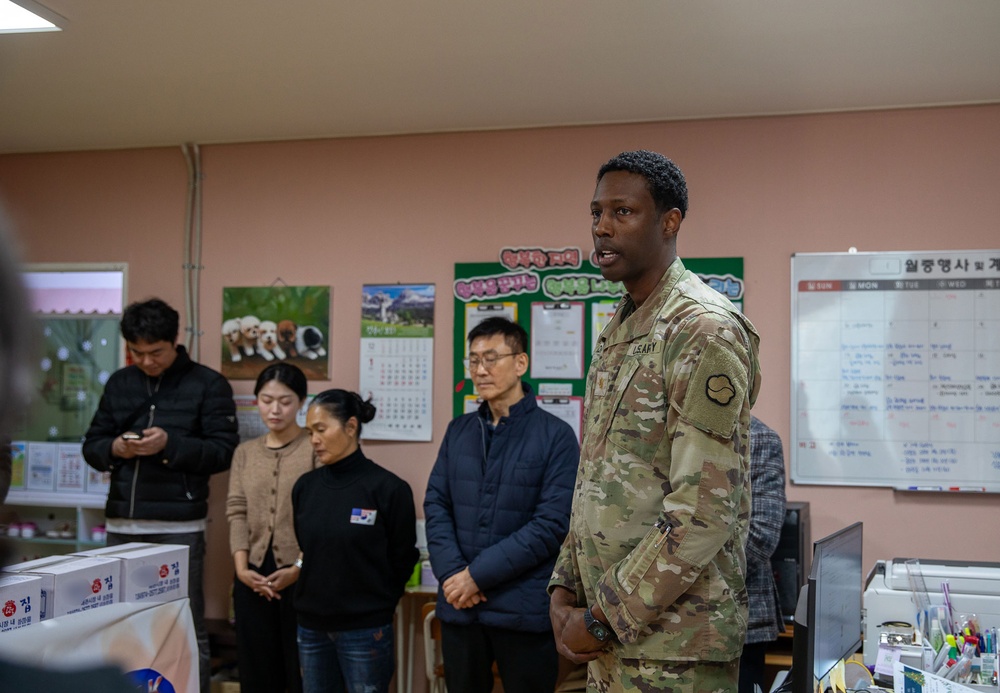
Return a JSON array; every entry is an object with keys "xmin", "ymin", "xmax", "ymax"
[{"xmin": 359, "ymin": 284, "xmax": 435, "ymax": 442}]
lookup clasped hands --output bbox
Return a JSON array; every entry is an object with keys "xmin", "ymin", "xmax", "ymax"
[
  {"xmin": 549, "ymin": 586, "xmax": 609, "ymax": 664},
  {"xmin": 442, "ymin": 567, "xmax": 486, "ymax": 609},
  {"xmin": 238, "ymin": 565, "xmax": 299, "ymax": 602}
]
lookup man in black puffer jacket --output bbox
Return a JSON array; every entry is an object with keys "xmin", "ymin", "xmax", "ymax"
[{"xmin": 83, "ymin": 298, "xmax": 238, "ymax": 693}]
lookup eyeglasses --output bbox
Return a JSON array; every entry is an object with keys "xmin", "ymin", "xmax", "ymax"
[{"xmin": 464, "ymin": 351, "xmax": 521, "ymax": 371}]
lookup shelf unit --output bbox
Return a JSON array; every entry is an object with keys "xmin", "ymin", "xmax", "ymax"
[{"xmin": 1, "ymin": 490, "xmax": 107, "ymax": 562}]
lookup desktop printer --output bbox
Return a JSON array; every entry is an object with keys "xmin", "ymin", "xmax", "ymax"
[{"xmin": 862, "ymin": 558, "xmax": 1000, "ymax": 666}]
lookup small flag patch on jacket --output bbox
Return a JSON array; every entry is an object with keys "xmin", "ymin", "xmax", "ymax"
[{"xmin": 350, "ymin": 508, "xmax": 377, "ymax": 525}]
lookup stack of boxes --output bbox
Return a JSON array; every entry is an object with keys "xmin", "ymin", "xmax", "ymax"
[{"xmin": 0, "ymin": 542, "xmax": 188, "ymax": 633}]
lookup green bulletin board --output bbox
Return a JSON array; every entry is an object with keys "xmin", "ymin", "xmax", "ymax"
[{"xmin": 452, "ymin": 247, "xmax": 744, "ymax": 418}]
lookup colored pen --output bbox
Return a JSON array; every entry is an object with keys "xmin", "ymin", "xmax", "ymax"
[{"xmin": 942, "ymin": 581, "xmax": 954, "ymax": 633}]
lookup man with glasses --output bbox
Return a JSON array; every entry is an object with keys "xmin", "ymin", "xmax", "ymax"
[{"xmin": 424, "ymin": 317, "xmax": 579, "ymax": 693}]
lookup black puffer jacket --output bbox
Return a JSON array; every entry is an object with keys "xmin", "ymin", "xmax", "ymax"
[{"xmin": 82, "ymin": 346, "xmax": 239, "ymax": 521}]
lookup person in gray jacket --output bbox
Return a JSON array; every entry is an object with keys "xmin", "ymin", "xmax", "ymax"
[{"xmin": 739, "ymin": 415, "xmax": 787, "ymax": 693}]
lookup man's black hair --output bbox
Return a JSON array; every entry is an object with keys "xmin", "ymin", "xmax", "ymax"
[
  {"xmin": 597, "ymin": 150, "xmax": 689, "ymax": 218},
  {"xmin": 120, "ymin": 298, "xmax": 180, "ymax": 344},
  {"xmin": 467, "ymin": 317, "xmax": 528, "ymax": 355}
]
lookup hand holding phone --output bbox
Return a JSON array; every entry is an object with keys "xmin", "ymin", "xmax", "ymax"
[{"xmin": 122, "ymin": 431, "xmax": 144, "ymax": 440}]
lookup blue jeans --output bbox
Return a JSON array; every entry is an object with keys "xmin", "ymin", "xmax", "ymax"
[{"xmin": 297, "ymin": 623, "xmax": 395, "ymax": 693}]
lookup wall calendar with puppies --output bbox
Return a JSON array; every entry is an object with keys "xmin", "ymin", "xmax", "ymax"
[{"xmin": 359, "ymin": 283, "xmax": 435, "ymax": 442}]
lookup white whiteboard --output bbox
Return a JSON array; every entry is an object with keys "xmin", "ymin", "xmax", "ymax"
[{"xmin": 790, "ymin": 250, "xmax": 1000, "ymax": 492}]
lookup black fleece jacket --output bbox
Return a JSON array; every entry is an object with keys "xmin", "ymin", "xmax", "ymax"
[
  {"xmin": 292, "ymin": 448, "xmax": 418, "ymax": 631},
  {"xmin": 82, "ymin": 346, "xmax": 238, "ymax": 522}
]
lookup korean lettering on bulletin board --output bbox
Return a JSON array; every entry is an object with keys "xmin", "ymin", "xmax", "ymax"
[
  {"xmin": 453, "ymin": 247, "xmax": 745, "ymax": 439},
  {"xmin": 791, "ymin": 249, "xmax": 1000, "ymax": 493}
]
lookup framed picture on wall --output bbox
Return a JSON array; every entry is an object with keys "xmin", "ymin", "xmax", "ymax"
[{"xmin": 221, "ymin": 285, "xmax": 331, "ymax": 381}]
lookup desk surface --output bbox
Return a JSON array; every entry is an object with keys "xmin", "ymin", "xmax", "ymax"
[{"xmin": 405, "ymin": 584, "xmax": 438, "ymax": 596}]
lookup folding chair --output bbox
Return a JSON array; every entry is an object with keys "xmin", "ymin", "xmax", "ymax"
[{"xmin": 422, "ymin": 602, "xmax": 447, "ymax": 693}]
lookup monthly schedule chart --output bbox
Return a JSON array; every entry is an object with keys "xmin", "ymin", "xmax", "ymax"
[{"xmin": 791, "ymin": 250, "xmax": 1000, "ymax": 491}]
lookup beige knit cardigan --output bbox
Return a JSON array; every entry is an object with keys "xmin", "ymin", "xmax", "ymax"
[{"xmin": 226, "ymin": 430, "xmax": 316, "ymax": 569}]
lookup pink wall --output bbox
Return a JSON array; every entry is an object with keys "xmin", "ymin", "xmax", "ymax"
[{"xmin": 2, "ymin": 104, "xmax": 999, "ymax": 622}]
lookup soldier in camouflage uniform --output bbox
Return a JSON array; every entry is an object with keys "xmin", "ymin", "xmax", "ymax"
[{"xmin": 549, "ymin": 150, "xmax": 761, "ymax": 692}]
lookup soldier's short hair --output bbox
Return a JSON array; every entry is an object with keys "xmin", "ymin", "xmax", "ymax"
[
  {"xmin": 467, "ymin": 317, "xmax": 528, "ymax": 355},
  {"xmin": 598, "ymin": 150, "xmax": 689, "ymax": 219}
]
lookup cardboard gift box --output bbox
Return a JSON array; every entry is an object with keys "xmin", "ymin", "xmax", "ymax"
[
  {"xmin": 0, "ymin": 574, "xmax": 43, "ymax": 632},
  {"xmin": 73, "ymin": 542, "xmax": 189, "ymax": 603}
]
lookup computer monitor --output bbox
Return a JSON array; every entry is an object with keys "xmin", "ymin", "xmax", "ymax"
[{"xmin": 790, "ymin": 521, "xmax": 863, "ymax": 693}]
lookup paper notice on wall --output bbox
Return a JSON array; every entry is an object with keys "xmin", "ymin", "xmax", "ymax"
[
  {"xmin": 530, "ymin": 302, "xmax": 584, "ymax": 380},
  {"xmin": 56, "ymin": 443, "xmax": 86, "ymax": 493},
  {"xmin": 26, "ymin": 442, "xmax": 57, "ymax": 491}
]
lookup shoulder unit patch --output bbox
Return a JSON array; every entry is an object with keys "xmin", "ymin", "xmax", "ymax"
[
  {"xmin": 706, "ymin": 374, "xmax": 736, "ymax": 405},
  {"xmin": 681, "ymin": 336, "xmax": 748, "ymax": 439}
]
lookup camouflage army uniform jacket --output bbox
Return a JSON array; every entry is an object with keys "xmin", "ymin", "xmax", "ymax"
[{"xmin": 549, "ymin": 258, "xmax": 761, "ymax": 663}]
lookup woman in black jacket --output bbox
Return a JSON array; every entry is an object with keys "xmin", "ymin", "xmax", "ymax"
[{"xmin": 293, "ymin": 389, "xmax": 418, "ymax": 693}]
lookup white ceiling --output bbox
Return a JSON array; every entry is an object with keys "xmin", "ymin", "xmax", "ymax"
[{"xmin": 1, "ymin": 0, "xmax": 999, "ymax": 154}]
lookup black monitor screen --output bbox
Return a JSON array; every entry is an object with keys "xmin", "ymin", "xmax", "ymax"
[{"xmin": 811, "ymin": 521, "xmax": 864, "ymax": 682}]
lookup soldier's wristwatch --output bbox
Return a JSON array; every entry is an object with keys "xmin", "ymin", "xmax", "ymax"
[{"xmin": 583, "ymin": 606, "xmax": 613, "ymax": 643}]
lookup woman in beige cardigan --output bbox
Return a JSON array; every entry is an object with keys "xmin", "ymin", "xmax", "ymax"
[{"xmin": 226, "ymin": 362, "xmax": 315, "ymax": 693}]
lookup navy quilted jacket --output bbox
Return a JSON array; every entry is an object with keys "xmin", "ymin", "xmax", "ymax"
[{"xmin": 424, "ymin": 384, "xmax": 578, "ymax": 632}]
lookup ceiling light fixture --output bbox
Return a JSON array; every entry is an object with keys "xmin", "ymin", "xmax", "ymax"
[{"xmin": 0, "ymin": 0, "xmax": 62, "ymax": 34}]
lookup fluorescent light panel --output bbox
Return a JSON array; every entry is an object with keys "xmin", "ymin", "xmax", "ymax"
[{"xmin": 0, "ymin": 0, "xmax": 60, "ymax": 33}]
